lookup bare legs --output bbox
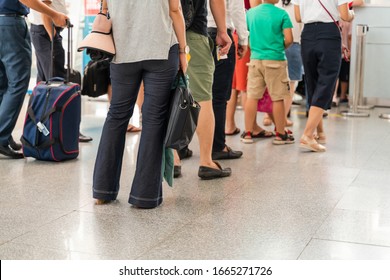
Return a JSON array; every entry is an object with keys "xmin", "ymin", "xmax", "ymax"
[
  {"xmin": 225, "ymin": 89, "xmax": 239, "ymax": 134},
  {"xmin": 196, "ymin": 100, "xmax": 219, "ymax": 169},
  {"xmin": 284, "ymin": 80, "xmax": 297, "ymax": 126},
  {"xmin": 300, "ymin": 105, "xmax": 326, "ymax": 152}
]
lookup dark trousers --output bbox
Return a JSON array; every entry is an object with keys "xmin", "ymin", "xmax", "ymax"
[
  {"xmin": 93, "ymin": 45, "xmax": 179, "ymax": 208},
  {"xmin": 0, "ymin": 16, "xmax": 31, "ymax": 146},
  {"xmin": 208, "ymin": 29, "xmax": 236, "ymax": 152},
  {"xmin": 30, "ymin": 24, "xmax": 66, "ymax": 82},
  {"xmin": 301, "ymin": 22, "xmax": 341, "ymax": 110}
]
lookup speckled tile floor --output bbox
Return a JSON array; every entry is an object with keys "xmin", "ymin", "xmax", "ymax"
[{"xmin": 1, "ymin": 97, "xmax": 390, "ymax": 260}]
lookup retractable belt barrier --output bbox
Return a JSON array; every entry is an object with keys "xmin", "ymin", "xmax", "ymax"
[{"xmin": 342, "ymin": 24, "xmax": 372, "ymax": 117}]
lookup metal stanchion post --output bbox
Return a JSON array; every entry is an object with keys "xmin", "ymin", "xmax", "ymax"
[{"xmin": 342, "ymin": 24, "xmax": 370, "ymax": 117}]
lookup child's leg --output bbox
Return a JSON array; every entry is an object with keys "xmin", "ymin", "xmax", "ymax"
[
  {"xmin": 272, "ymin": 99, "xmax": 294, "ymax": 145},
  {"xmin": 272, "ymin": 100, "xmax": 286, "ymax": 135},
  {"xmin": 284, "ymin": 81, "xmax": 296, "ymax": 126},
  {"xmin": 244, "ymin": 97, "xmax": 258, "ymax": 134},
  {"xmin": 241, "ymin": 91, "xmax": 262, "ymax": 132}
]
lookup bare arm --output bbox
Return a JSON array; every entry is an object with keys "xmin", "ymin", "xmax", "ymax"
[
  {"xmin": 231, "ymin": 0, "xmax": 248, "ymax": 59},
  {"xmin": 283, "ymin": 28, "xmax": 293, "ymax": 49},
  {"xmin": 294, "ymin": 5, "xmax": 302, "ymax": 23},
  {"xmin": 209, "ymin": 0, "xmax": 232, "ymax": 56},
  {"xmin": 339, "ymin": 3, "xmax": 354, "ymax": 22},
  {"xmin": 19, "ymin": 0, "xmax": 68, "ymax": 27},
  {"xmin": 169, "ymin": 0, "xmax": 187, "ymax": 72},
  {"xmin": 249, "ymin": 0, "xmax": 262, "ymax": 7},
  {"xmin": 40, "ymin": 1, "xmax": 55, "ymax": 40},
  {"xmin": 352, "ymin": 0, "xmax": 364, "ymax": 6}
]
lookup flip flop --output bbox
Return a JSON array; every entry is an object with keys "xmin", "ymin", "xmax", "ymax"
[
  {"xmin": 225, "ymin": 127, "xmax": 240, "ymax": 136},
  {"xmin": 127, "ymin": 124, "xmax": 141, "ymax": 133}
]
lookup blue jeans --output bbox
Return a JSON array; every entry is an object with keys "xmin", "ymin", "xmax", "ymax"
[
  {"xmin": 93, "ymin": 45, "xmax": 179, "ymax": 208},
  {"xmin": 0, "ymin": 16, "xmax": 31, "ymax": 146}
]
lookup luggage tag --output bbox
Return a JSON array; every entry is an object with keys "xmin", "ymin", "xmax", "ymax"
[{"xmin": 37, "ymin": 121, "xmax": 50, "ymax": 136}]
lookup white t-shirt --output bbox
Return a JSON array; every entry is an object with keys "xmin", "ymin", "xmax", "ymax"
[
  {"xmin": 207, "ymin": 0, "xmax": 249, "ymax": 46},
  {"xmin": 276, "ymin": 2, "xmax": 303, "ymax": 43},
  {"xmin": 29, "ymin": 0, "xmax": 68, "ymax": 25},
  {"xmin": 291, "ymin": 0, "xmax": 349, "ymax": 24}
]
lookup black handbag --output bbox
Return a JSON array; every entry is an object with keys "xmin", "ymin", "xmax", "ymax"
[
  {"xmin": 164, "ymin": 71, "xmax": 200, "ymax": 150},
  {"xmin": 81, "ymin": 50, "xmax": 112, "ymax": 98}
]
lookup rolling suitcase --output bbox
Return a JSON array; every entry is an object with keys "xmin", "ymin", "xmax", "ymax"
[{"xmin": 21, "ymin": 21, "xmax": 81, "ymax": 161}]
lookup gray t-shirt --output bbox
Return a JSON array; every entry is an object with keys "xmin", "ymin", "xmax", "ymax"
[{"xmin": 107, "ymin": 0, "xmax": 178, "ymax": 63}]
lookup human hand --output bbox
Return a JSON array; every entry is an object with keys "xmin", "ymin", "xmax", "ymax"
[
  {"xmin": 342, "ymin": 45, "xmax": 350, "ymax": 62},
  {"xmin": 237, "ymin": 44, "xmax": 248, "ymax": 59},
  {"xmin": 215, "ymin": 31, "xmax": 232, "ymax": 57},
  {"xmin": 52, "ymin": 12, "xmax": 68, "ymax": 28}
]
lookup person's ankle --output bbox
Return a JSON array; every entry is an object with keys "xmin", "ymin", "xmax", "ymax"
[{"xmin": 302, "ymin": 134, "xmax": 314, "ymax": 141}]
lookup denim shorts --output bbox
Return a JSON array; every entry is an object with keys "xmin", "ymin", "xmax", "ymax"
[{"xmin": 285, "ymin": 43, "xmax": 303, "ymax": 81}]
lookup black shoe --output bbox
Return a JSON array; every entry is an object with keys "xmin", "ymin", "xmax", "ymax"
[
  {"xmin": 8, "ymin": 135, "xmax": 22, "ymax": 151},
  {"xmin": 178, "ymin": 146, "xmax": 193, "ymax": 160},
  {"xmin": 79, "ymin": 132, "xmax": 93, "ymax": 143},
  {"xmin": 212, "ymin": 145, "xmax": 243, "ymax": 160},
  {"xmin": 0, "ymin": 145, "xmax": 24, "ymax": 159},
  {"xmin": 174, "ymin": 165, "xmax": 181, "ymax": 178},
  {"xmin": 198, "ymin": 161, "xmax": 231, "ymax": 180}
]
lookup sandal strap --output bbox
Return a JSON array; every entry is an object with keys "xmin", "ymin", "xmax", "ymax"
[{"xmin": 276, "ymin": 132, "xmax": 294, "ymax": 141}]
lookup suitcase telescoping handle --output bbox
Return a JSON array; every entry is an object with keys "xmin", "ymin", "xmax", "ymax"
[
  {"xmin": 66, "ymin": 20, "xmax": 74, "ymax": 83},
  {"xmin": 49, "ymin": 20, "xmax": 74, "ymax": 83}
]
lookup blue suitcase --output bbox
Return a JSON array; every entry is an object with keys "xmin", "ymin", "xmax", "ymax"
[
  {"xmin": 21, "ymin": 21, "xmax": 81, "ymax": 161},
  {"xmin": 21, "ymin": 80, "xmax": 81, "ymax": 161}
]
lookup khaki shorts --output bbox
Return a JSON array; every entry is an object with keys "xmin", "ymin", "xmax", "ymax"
[
  {"xmin": 186, "ymin": 30, "xmax": 215, "ymax": 102},
  {"xmin": 246, "ymin": 60, "xmax": 290, "ymax": 101}
]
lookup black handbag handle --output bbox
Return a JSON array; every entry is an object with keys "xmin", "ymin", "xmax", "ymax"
[
  {"xmin": 177, "ymin": 70, "xmax": 188, "ymax": 88},
  {"xmin": 175, "ymin": 70, "xmax": 198, "ymax": 107}
]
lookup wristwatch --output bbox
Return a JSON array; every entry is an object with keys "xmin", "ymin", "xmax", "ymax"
[{"xmin": 179, "ymin": 45, "xmax": 190, "ymax": 54}]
